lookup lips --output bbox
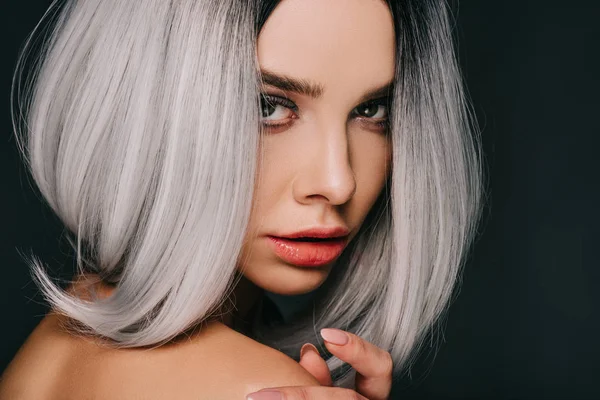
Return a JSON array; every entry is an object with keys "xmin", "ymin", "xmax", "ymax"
[
  {"xmin": 267, "ymin": 235, "xmax": 348, "ymax": 267},
  {"xmin": 279, "ymin": 226, "xmax": 350, "ymax": 240}
]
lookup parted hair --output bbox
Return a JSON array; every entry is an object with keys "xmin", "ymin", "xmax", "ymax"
[{"xmin": 12, "ymin": 0, "xmax": 485, "ymax": 387}]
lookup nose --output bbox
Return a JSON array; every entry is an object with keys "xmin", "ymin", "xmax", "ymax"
[{"xmin": 292, "ymin": 121, "xmax": 357, "ymax": 206}]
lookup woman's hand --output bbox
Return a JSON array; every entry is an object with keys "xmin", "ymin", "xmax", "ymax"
[{"xmin": 246, "ymin": 328, "xmax": 393, "ymax": 400}]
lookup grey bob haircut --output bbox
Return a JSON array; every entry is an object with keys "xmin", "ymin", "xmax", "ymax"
[{"xmin": 12, "ymin": 0, "xmax": 486, "ymax": 388}]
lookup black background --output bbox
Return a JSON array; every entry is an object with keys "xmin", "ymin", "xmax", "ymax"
[{"xmin": 1, "ymin": 1, "xmax": 598, "ymax": 399}]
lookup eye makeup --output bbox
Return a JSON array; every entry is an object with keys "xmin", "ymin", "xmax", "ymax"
[
  {"xmin": 259, "ymin": 92, "xmax": 391, "ymax": 133},
  {"xmin": 351, "ymin": 96, "xmax": 390, "ymax": 132},
  {"xmin": 260, "ymin": 94, "xmax": 299, "ymax": 130},
  {"xmin": 261, "ymin": 94, "xmax": 298, "ymax": 114}
]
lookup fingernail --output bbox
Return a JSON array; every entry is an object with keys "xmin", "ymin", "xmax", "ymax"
[
  {"xmin": 246, "ymin": 390, "xmax": 282, "ymax": 400},
  {"xmin": 320, "ymin": 328, "xmax": 349, "ymax": 345},
  {"xmin": 300, "ymin": 343, "xmax": 319, "ymax": 358}
]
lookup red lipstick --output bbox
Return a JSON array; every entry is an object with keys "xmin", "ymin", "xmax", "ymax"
[{"xmin": 267, "ymin": 227, "xmax": 350, "ymax": 267}]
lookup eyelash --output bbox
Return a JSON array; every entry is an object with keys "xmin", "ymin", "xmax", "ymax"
[{"xmin": 259, "ymin": 94, "xmax": 390, "ymax": 132}]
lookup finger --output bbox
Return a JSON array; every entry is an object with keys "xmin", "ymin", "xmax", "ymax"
[
  {"xmin": 246, "ymin": 386, "xmax": 368, "ymax": 400},
  {"xmin": 320, "ymin": 328, "xmax": 393, "ymax": 400},
  {"xmin": 298, "ymin": 343, "xmax": 333, "ymax": 386}
]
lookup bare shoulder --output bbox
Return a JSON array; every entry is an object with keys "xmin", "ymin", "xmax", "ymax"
[
  {"xmin": 0, "ymin": 278, "xmax": 319, "ymax": 399},
  {"xmin": 1, "ymin": 316, "xmax": 319, "ymax": 400},
  {"xmin": 0, "ymin": 312, "xmax": 76, "ymax": 400},
  {"xmin": 0, "ymin": 274, "xmax": 118, "ymax": 399},
  {"xmin": 205, "ymin": 322, "xmax": 321, "ymax": 397},
  {"xmin": 82, "ymin": 320, "xmax": 320, "ymax": 399}
]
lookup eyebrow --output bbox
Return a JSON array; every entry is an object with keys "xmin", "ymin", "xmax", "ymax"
[
  {"xmin": 260, "ymin": 69, "xmax": 324, "ymax": 98},
  {"xmin": 260, "ymin": 68, "xmax": 394, "ymax": 104}
]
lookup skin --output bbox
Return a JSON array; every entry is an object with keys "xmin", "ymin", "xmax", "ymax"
[{"xmin": 0, "ymin": 0, "xmax": 396, "ymax": 399}]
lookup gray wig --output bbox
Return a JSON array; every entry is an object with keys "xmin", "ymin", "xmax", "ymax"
[{"xmin": 12, "ymin": 0, "xmax": 485, "ymax": 388}]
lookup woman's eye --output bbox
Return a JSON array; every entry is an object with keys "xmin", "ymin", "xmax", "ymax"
[
  {"xmin": 260, "ymin": 95, "xmax": 298, "ymax": 125},
  {"xmin": 260, "ymin": 102, "xmax": 289, "ymax": 120},
  {"xmin": 354, "ymin": 101, "xmax": 388, "ymax": 119}
]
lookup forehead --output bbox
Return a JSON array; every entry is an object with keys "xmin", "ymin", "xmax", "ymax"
[{"xmin": 257, "ymin": 0, "xmax": 395, "ymax": 98}]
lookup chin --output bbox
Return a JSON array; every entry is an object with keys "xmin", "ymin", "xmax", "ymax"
[{"xmin": 245, "ymin": 260, "xmax": 332, "ymax": 296}]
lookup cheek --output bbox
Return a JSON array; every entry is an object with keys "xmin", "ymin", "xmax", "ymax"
[
  {"xmin": 250, "ymin": 138, "xmax": 293, "ymax": 216},
  {"xmin": 239, "ymin": 139, "xmax": 291, "ymax": 260},
  {"xmin": 349, "ymin": 133, "xmax": 391, "ymax": 213}
]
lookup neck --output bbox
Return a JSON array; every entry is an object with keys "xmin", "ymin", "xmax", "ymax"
[{"xmin": 220, "ymin": 272, "xmax": 264, "ymax": 333}]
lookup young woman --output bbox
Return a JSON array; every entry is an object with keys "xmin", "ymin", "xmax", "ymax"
[{"xmin": 1, "ymin": 0, "xmax": 484, "ymax": 398}]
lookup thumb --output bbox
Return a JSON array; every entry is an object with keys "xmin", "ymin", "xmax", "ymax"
[{"xmin": 298, "ymin": 343, "xmax": 333, "ymax": 386}]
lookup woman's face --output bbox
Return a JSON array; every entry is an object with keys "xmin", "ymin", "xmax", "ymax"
[{"xmin": 239, "ymin": 0, "xmax": 395, "ymax": 295}]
